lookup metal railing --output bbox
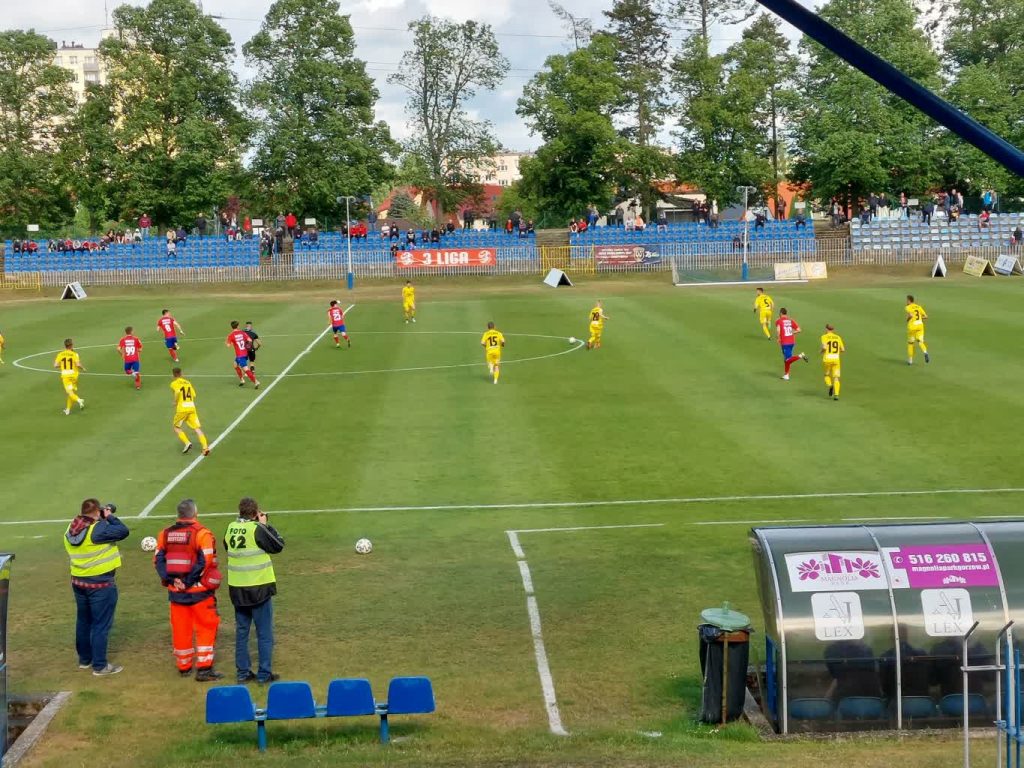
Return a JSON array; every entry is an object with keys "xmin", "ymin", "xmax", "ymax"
[{"xmin": 3, "ymin": 241, "xmax": 1016, "ymax": 288}]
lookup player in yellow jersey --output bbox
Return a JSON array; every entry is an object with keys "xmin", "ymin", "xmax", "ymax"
[
  {"xmin": 481, "ymin": 321, "xmax": 505, "ymax": 384},
  {"xmin": 53, "ymin": 338, "xmax": 85, "ymax": 415},
  {"xmin": 820, "ymin": 324, "xmax": 846, "ymax": 401},
  {"xmin": 0, "ymin": 328, "xmax": 5, "ymax": 364},
  {"xmin": 170, "ymin": 367, "xmax": 210, "ymax": 456},
  {"xmin": 586, "ymin": 301, "xmax": 609, "ymax": 350},
  {"xmin": 753, "ymin": 287, "xmax": 774, "ymax": 339},
  {"xmin": 402, "ymin": 280, "xmax": 416, "ymax": 323},
  {"xmin": 905, "ymin": 295, "xmax": 929, "ymax": 365}
]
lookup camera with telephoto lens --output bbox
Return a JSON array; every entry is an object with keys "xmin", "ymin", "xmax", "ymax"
[{"xmin": 101, "ymin": 503, "xmax": 117, "ymax": 517}]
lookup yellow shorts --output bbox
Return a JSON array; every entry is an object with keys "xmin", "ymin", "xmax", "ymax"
[
  {"xmin": 486, "ymin": 351, "xmax": 502, "ymax": 366},
  {"xmin": 403, "ymin": 301, "xmax": 415, "ymax": 312},
  {"xmin": 759, "ymin": 312, "xmax": 773, "ymax": 324},
  {"xmin": 62, "ymin": 375, "xmax": 78, "ymax": 393},
  {"xmin": 823, "ymin": 362, "xmax": 841, "ymax": 379},
  {"xmin": 907, "ymin": 327, "xmax": 924, "ymax": 343},
  {"xmin": 173, "ymin": 409, "xmax": 201, "ymax": 430}
]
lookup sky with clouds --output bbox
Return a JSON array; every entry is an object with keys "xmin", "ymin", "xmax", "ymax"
[{"xmin": 9, "ymin": 0, "xmax": 815, "ymax": 151}]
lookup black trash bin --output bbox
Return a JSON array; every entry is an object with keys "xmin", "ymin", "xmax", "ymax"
[{"xmin": 698, "ymin": 602, "xmax": 752, "ymax": 724}]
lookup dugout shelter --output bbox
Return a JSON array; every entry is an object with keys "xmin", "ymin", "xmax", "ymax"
[{"xmin": 749, "ymin": 522, "xmax": 1024, "ymax": 733}]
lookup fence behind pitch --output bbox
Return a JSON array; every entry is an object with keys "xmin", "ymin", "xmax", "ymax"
[{"xmin": 0, "ymin": 242, "xmax": 1007, "ymax": 288}]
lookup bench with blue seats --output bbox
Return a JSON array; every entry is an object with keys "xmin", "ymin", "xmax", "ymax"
[{"xmin": 206, "ymin": 676, "xmax": 435, "ymax": 751}]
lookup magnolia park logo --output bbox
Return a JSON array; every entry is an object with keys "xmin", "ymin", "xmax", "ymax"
[{"xmin": 785, "ymin": 551, "xmax": 887, "ymax": 592}]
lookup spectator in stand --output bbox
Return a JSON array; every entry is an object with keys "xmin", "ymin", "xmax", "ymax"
[
  {"xmin": 380, "ymin": 221, "xmax": 389, "ymax": 238},
  {"xmin": 196, "ymin": 214, "xmax": 207, "ymax": 238},
  {"xmin": 390, "ymin": 224, "xmax": 399, "ymax": 240},
  {"xmin": 776, "ymin": 197, "xmax": 787, "ymax": 220},
  {"xmin": 943, "ymin": 189, "xmax": 953, "ymax": 219},
  {"xmin": 900, "ymin": 191, "xmax": 909, "ymax": 220},
  {"xmin": 657, "ymin": 210, "xmax": 668, "ymax": 231},
  {"xmin": 219, "ymin": 211, "xmax": 229, "ymax": 232},
  {"xmin": 878, "ymin": 193, "xmax": 889, "ymax": 220},
  {"xmin": 445, "ymin": 220, "xmax": 455, "ymax": 234},
  {"xmin": 956, "ymin": 189, "xmax": 964, "ymax": 210},
  {"xmin": 868, "ymin": 192, "xmax": 879, "ymax": 221},
  {"xmin": 47, "ymin": 238, "xmax": 58, "ymax": 252},
  {"xmin": 139, "ymin": 213, "xmax": 151, "ymax": 238},
  {"xmin": 132, "ymin": 229, "xmax": 142, "ymax": 244},
  {"xmin": 691, "ymin": 199, "xmax": 701, "ymax": 223},
  {"xmin": 355, "ymin": 221, "xmax": 368, "ymax": 239},
  {"xmin": 73, "ymin": 239, "xmax": 84, "ymax": 252},
  {"xmin": 732, "ymin": 234, "xmax": 743, "ymax": 250},
  {"xmin": 511, "ymin": 208, "xmax": 522, "ymax": 233},
  {"xmin": 175, "ymin": 226, "xmax": 187, "ymax": 245},
  {"xmin": 1011, "ymin": 226, "xmax": 1022, "ymax": 248},
  {"xmin": 243, "ymin": 216, "xmax": 252, "ymax": 238},
  {"xmin": 949, "ymin": 205, "xmax": 960, "ymax": 222},
  {"xmin": 275, "ymin": 212, "xmax": 285, "ymax": 232},
  {"xmin": 390, "ymin": 243, "xmax": 399, "ymax": 258},
  {"xmin": 979, "ymin": 209, "xmax": 991, "ymax": 229},
  {"xmin": 526, "ymin": 220, "xmax": 535, "ymax": 234},
  {"xmin": 429, "ymin": 228, "xmax": 440, "ymax": 243},
  {"xmin": 587, "ymin": 204, "xmax": 598, "ymax": 229},
  {"xmin": 700, "ymin": 201, "xmax": 710, "ymax": 226},
  {"xmin": 259, "ymin": 230, "xmax": 273, "ymax": 257},
  {"xmin": 795, "ymin": 210, "xmax": 807, "ymax": 229},
  {"xmin": 754, "ymin": 211, "xmax": 767, "ymax": 229},
  {"xmin": 368, "ymin": 208, "xmax": 378, "ymax": 229},
  {"xmin": 830, "ymin": 198, "xmax": 842, "ymax": 228},
  {"xmin": 11, "ymin": 240, "xmax": 20, "ymax": 254},
  {"xmin": 308, "ymin": 226, "xmax": 319, "ymax": 246},
  {"xmin": 615, "ymin": 207, "xmax": 624, "ymax": 228},
  {"xmin": 274, "ymin": 225, "xmax": 285, "ymax": 254},
  {"xmin": 505, "ymin": 218, "xmax": 514, "ymax": 235},
  {"xmin": 577, "ymin": 217, "xmax": 588, "ymax": 234},
  {"xmin": 711, "ymin": 199, "xmax": 720, "ymax": 228},
  {"xmin": 463, "ymin": 208, "xmax": 474, "ymax": 230},
  {"xmin": 284, "ymin": 212, "xmax": 297, "ymax": 237},
  {"xmin": 405, "ymin": 230, "xmax": 416, "ymax": 246},
  {"xmin": 167, "ymin": 237, "xmax": 177, "ymax": 257},
  {"xmin": 859, "ymin": 207, "xmax": 871, "ymax": 225},
  {"xmin": 634, "ymin": 214, "xmax": 646, "ymax": 231},
  {"xmin": 981, "ymin": 188, "xmax": 995, "ymax": 212},
  {"xmin": 921, "ymin": 198, "xmax": 934, "ymax": 225},
  {"xmin": 518, "ymin": 219, "xmax": 529, "ymax": 238},
  {"xmin": 569, "ymin": 220, "xmax": 579, "ymax": 234}
]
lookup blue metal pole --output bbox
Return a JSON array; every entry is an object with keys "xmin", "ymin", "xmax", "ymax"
[
  {"xmin": 753, "ymin": 0, "xmax": 1024, "ymax": 177},
  {"xmin": 345, "ymin": 197, "xmax": 354, "ymax": 291}
]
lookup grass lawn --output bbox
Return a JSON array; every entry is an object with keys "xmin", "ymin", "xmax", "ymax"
[{"xmin": 0, "ymin": 270, "xmax": 1015, "ymax": 767}]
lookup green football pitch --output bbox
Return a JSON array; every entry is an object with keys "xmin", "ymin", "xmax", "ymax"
[{"xmin": 0, "ymin": 272, "xmax": 1017, "ymax": 767}]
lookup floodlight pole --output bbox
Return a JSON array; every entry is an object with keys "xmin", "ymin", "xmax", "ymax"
[
  {"xmin": 737, "ymin": 186, "xmax": 757, "ymax": 281},
  {"xmin": 340, "ymin": 195, "xmax": 356, "ymax": 290}
]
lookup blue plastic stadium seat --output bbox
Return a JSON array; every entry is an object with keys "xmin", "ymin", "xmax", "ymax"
[
  {"xmin": 206, "ymin": 685, "xmax": 257, "ymax": 723},
  {"xmin": 326, "ymin": 678, "xmax": 377, "ymax": 717},
  {"xmin": 266, "ymin": 681, "xmax": 317, "ymax": 720},
  {"xmin": 900, "ymin": 696, "xmax": 937, "ymax": 719},
  {"xmin": 837, "ymin": 696, "xmax": 885, "ymax": 720},
  {"xmin": 385, "ymin": 677, "xmax": 435, "ymax": 715},
  {"xmin": 789, "ymin": 697, "xmax": 834, "ymax": 720},
  {"xmin": 939, "ymin": 693, "xmax": 987, "ymax": 717}
]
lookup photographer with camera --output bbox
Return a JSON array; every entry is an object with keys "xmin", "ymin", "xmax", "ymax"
[
  {"xmin": 64, "ymin": 498, "xmax": 130, "ymax": 676},
  {"xmin": 224, "ymin": 497, "xmax": 284, "ymax": 684}
]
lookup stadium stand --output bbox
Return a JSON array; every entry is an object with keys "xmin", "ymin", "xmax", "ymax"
[
  {"xmin": 570, "ymin": 219, "xmax": 817, "ymax": 255},
  {"xmin": 850, "ymin": 212, "xmax": 1024, "ymax": 252},
  {"xmin": 205, "ymin": 676, "xmax": 436, "ymax": 751}
]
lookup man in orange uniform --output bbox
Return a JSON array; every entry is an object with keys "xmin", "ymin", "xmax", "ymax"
[{"xmin": 154, "ymin": 498, "xmax": 224, "ymax": 681}]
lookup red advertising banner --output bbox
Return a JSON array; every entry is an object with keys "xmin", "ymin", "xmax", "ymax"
[
  {"xmin": 592, "ymin": 244, "xmax": 662, "ymax": 268},
  {"xmin": 395, "ymin": 248, "xmax": 497, "ymax": 269}
]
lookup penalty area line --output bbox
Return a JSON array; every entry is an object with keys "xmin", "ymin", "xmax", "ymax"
[{"xmin": 137, "ymin": 305, "xmax": 355, "ymax": 518}]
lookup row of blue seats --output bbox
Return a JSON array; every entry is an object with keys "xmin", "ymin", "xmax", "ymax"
[
  {"xmin": 790, "ymin": 693, "xmax": 987, "ymax": 722},
  {"xmin": 206, "ymin": 676, "xmax": 435, "ymax": 751},
  {"xmin": 572, "ymin": 232, "xmax": 815, "ymax": 244}
]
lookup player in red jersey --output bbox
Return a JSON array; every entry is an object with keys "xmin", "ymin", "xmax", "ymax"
[
  {"xmin": 226, "ymin": 321, "xmax": 260, "ymax": 388},
  {"xmin": 775, "ymin": 307, "xmax": 808, "ymax": 380},
  {"xmin": 117, "ymin": 326, "xmax": 144, "ymax": 390},
  {"xmin": 157, "ymin": 309, "xmax": 184, "ymax": 361},
  {"xmin": 328, "ymin": 300, "xmax": 350, "ymax": 348}
]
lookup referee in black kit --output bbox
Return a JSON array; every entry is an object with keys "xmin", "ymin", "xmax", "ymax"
[{"xmin": 244, "ymin": 321, "xmax": 261, "ymax": 376}]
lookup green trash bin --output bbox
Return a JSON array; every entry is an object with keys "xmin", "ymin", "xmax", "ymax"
[{"xmin": 698, "ymin": 602, "xmax": 752, "ymax": 724}]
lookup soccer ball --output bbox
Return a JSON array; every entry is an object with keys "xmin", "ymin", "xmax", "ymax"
[
  {"xmin": 354, "ymin": 538, "xmax": 373, "ymax": 555},
  {"xmin": 140, "ymin": 536, "xmax": 158, "ymax": 552},
  {"xmin": 569, "ymin": 336, "xmax": 577, "ymax": 344}
]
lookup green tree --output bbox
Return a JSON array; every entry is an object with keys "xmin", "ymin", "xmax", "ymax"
[
  {"xmin": 243, "ymin": 0, "xmax": 396, "ymax": 223},
  {"xmin": 675, "ymin": 0, "xmax": 757, "ymax": 42},
  {"xmin": 99, "ymin": 0, "xmax": 249, "ymax": 228},
  {"xmin": 69, "ymin": 83, "xmax": 119, "ymax": 233},
  {"xmin": 388, "ymin": 18, "xmax": 509, "ymax": 220},
  {"xmin": 0, "ymin": 30, "xmax": 76, "ymax": 235},
  {"xmin": 602, "ymin": 0, "xmax": 672, "ymax": 215},
  {"xmin": 788, "ymin": 0, "xmax": 943, "ymax": 205},
  {"xmin": 516, "ymin": 34, "xmax": 625, "ymax": 226}
]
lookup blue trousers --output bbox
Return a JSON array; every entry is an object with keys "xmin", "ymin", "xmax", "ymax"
[
  {"xmin": 235, "ymin": 599, "xmax": 274, "ymax": 682},
  {"xmin": 73, "ymin": 583, "xmax": 118, "ymax": 671}
]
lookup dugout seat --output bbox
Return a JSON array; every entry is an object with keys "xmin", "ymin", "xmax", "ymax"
[
  {"xmin": 837, "ymin": 696, "xmax": 886, "ymax": 720},
  {"xmin": 266, "ymin": 681, "xmax": 317, "ymax": 720},
  {"xmin": 899, "ymin": 696, "xmax": 937, "ymax": 719},
  {"xmin": 206, "ymin": 684, "xmax": 268, "ymax": 751},
  {"xmin": 788, "ymin": 697, "xmax": 834, "ymax": 721},
  {"xmin": 939, "ymin": 693, "xmax": 988, "ymax": 718},
  {"xmin": 378, "ymin": 676, "xmax": 436, "ymax": 743}
]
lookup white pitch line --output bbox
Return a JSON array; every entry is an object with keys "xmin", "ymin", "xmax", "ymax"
[
  {"xmin": 4, "ymin": 487, "xmax": 1024, "ymax": 528},
  {"xmin": 507, "ymin": 530, "xmax": 568, "ymax": 737},
  {"xmin": 509, "ymin": 523, "xmax": 666, "ymax": 535},
  {"xmin": 138, "ymin": 306, "xmax": 354, "ymax": 518}
]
